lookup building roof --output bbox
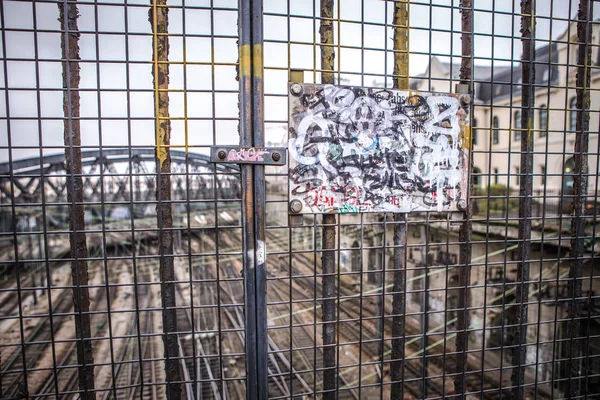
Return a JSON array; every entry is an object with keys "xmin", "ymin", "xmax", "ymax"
[
  {"xmin": 476, "ymin": 42, "xmax": 560, "ymax": 103},
  {"xmin": 412, "ymin": 42, "xmax": 561, "ymax": 103},
  {"xmin": 431, "ymin": 56, "xmax": 503, "ymax": 81},
  {"xmin": 408, "ymin": 56, "xmax": 512, "ymax": 91}
]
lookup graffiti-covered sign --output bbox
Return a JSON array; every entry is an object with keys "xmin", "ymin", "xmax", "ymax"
[{"xmin": 288, "ymin": 83, "xmax": 470, "ymax": 214}]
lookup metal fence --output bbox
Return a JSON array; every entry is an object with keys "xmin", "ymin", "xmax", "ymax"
[{"xmin": 0, "ymin": 0, "xmax": 599, "ymax": 399}]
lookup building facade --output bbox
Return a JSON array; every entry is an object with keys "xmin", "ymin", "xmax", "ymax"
[{"xmin": 412, "ymin": 22, "xmax": 600, "ymax": 198}]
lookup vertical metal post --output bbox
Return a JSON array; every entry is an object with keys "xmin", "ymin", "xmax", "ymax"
[
  {"xmin": 149, "ymin": 1, "xmax": 182, "ymax": 398},
  {"xmin": 390, "ymin": 215, "xmax": 406, "ymax": 399},
  {"xmin": 58, "ymin": 2, "xmax": 95, "ymax": 398},
  {"xmin": 454, "ymin": 0, "xmax": 473, "ymax": 397},
  {"xmin": 322, "ymin": 220, "xmax": 336, "ymax": 400},
  {"xmin": 566, "ymin": 0, "xmax": 593, "ymax": 397},
  {"xmin": 321, "ymin": 225, "xmax": 337, "ymax": 394},
  {"xmin": 375, "ymin": 219, "xmax": 384, "ymax": 370},
  {"xmin": 239, "ymin": 0, "xmax": 268, "ymax": 398},
  {"xmin": 420, "ymin": 223, "xmax": 429, "ymax": 397},
  {"xmin": 510, "ymin": 1, "xmax": 535, "ymax": 398},
  {"xmin": 252, "ymin": 0, "xmax": 268, "ymax": 398},
  {"xmin": 391, "ymin": 2, "xmax": 409, "ymax": 398},
  {"xmin": 27, "ymin": 217, "xmax": 36, "ymax": 305},
  {"xmin": 392, "ymin": 0, "xmax": 409, "ymax": 90},
  {"xmin": 36, "ymin": 216, "xmax": 44, "ymax": 299},
  {"xmin": 319, "ymin": 1, "xmax": 337, "ymax": 398}
]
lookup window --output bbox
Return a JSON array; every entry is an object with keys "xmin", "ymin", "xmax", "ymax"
[
  {"xmin": 494, "ymin": 168, "xmax": 499, "ymax": 184},
  {"xmin": 351, "ymin": 241, "xmax": 361, "ymax": 272},
  {"xmin": 570, "ymin": 97, "xmax": 577, "ymax": 131},
  {"xmin": 492, "ymin": 116, "xmax": 499, "ymax": 145},
  {"xmin": 542, "ymin": 68, "xmax": 550, "ymax": 82},
  {"xmin": 473, "ymin": 167, "xmax": 481, "ymax": 187},
  {"xmin": 514, "ymin": 110, "xmax": 521, "ymax": 141},
  {"xmin": 472, "ymin": 118, "xmax": 478, "ymax": 145},
  {"xmin": 539, "ymin": 105, "xmax": 548, "ymax": 137},
  {"xmin": 540, "ymin": 166, "xmax": 546, "ymax": 186},
  {"xmin": 515, "ymin": 166, "xmax": 520, "ymax": 185},
  {"xmin": 564, "ymin": 157, "xmax": 576, "ymax": 195}
]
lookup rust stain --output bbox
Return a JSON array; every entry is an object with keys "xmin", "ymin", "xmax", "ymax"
[
  {"xmin": 57, "ymin": 1, "xmax": 96, "ymax": 397},
  {"xmin": 462, "ymin": 124, "xmax": 472, "ymax": 150},
  {"xmin": 150, "ymin": 1, "xmax": 171, "ymax": 168},
  {"xmin": 393, "ymin": 0, "xmax": 410, "ymax": 90}
]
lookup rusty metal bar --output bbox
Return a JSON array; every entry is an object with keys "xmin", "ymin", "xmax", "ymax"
[
  {"xmin": 58, "ymin": 2, "xmax": 95, "ymax": 398},
  {"xmin": 321, "ymin": 213, "xmax": 336, "ymax": 399},
  {"xmin": 390, "ymin": 214, "xmax": 407, "ymax": 399},
  {"xmin": 390, "ymin": 2, "xmax": 409, "ymax": 398},
  {"xmin": 510, "ymin": 1, "xmax": 535, "ymax": 397},
  {"xmin": 392, "ymin": 0, "xmax": 410, "ymax": 91},
  {"xmin": 149, "ymin": 1, "xmax": 182, "ymax": 398},
  {"xmin": 319, "ymin": 0, "xmax": 337, "ymax": 398},
  {"xmin": 454, "ymin": 0, "xmax": 473, "ymax": 397},
  {"xmin": 565, "ymin": 0, "xmax": 593, "ymax": 397}
]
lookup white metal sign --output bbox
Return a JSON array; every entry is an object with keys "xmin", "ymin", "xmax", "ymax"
[{"xmin": 288, "ymin": 83, "xmax": 471, "ymax": 214}]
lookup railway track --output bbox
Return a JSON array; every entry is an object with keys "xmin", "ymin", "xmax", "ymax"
[
  {"xmin": 267, "ymin": 281, "xmax": 358, "ymax": 399},
  {"xmin": 267, "ymin": 251, "xmax": 430, "ymax": 398},
  {"xmin": 174, "ymin": 259, "xmax": 315, "ymax": 399},
  {"xmin": 260, "ymin": 226, "xmax": 506, "ymax": 398},
  {"xmin": 189, "ymin": 221, "xmax": 432, "ymax": 397},
  {"xmin": 1, "ymin": 248, "xmax": 109, "ymax": 396},
  {"xmin": 202, "ymin": 218, "xmax": 504, "ymax": 398},
  {"xmin": 0, "ymin": 207, "xmax": 527, "ymax": 399},
  {"xmin": 0, "ymin": 288, "xmax": 71, "ymax": 399},
  {"xmin": 34, "ymin": 262, "xmax": 123, "ymax": 398},
  {"xmin": 176, "ymin": 266, "xmax": 241, "ymax": 400},
  {"xmin": 101, "ymin": 262, "xmax": 163, "ymax": 400},
  {"xmin": 178, "ymin": 224, "xmax": 342, "ymax": 399},
  {"xmin": 219, "ymin": 263, "xmax": 323, "ymax": 399}
]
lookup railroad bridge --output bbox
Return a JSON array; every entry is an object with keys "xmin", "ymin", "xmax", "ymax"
[{"xmin": 1, "ymin": 149, "xmax": 237, "ymax": 203}]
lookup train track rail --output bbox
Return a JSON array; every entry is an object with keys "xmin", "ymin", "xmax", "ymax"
[
  {"xmin": 100, "ymin": 262, "xmax": 163, "ymax": 400},
  {"xmin": 0, "ymin": 288, "xmax": 71, "ymax": 399},
  {"xmin": 208, "ymin": 218, "xmax": 504, "ymax": 398},
  {"xmin": 34, "ymin": 264, "xmax": 122, "ymax": 398},
  {"xmin": 176, "ymin": 268, "xmax": 240, "ymax": 400},
  {"xmin": 0, "ymin": 207, "xmax": 526, "ymax": 399},
  {"xmin": 260, "ymin": 226, "xmax": 506, "ymax": 398}
]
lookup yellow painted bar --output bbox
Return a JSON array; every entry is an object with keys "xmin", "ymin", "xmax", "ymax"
[{"xmin": 239, "ymin": 44, "xmax": 263, "ymax": 78}]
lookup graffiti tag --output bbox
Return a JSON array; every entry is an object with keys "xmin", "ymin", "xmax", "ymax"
[{"xmin": 227, "ymin": 148, "xmax": 266, "ymax": 162}]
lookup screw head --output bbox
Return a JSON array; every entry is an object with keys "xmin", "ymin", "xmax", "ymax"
[
  {"xmin": 290, "ymin": 83, "xmax": 303, "ymax": 96},
  {"xmin": 271, "ymin": 152, "xmax": 281, "ymax": 162},
  {"xmin": 457, "ymin": 199, "xmax": 468, "ymax": 211},
  {"xmin": 289, "ymin": 199, "xmax": 303, "ymax": 214},
  {"xmin": 217, "ymin": 150, "xmax": 227, "ymax": 160}
]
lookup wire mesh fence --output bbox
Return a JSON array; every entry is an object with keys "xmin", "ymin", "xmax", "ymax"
[{"xmin": 0, "ymin": 0, "xmax": 598, "ymax": 399}]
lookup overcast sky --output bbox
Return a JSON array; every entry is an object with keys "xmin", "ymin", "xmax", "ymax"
[{"xmin": 0, "ymin": 0, "xmax": 597, "ymax": 163}]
